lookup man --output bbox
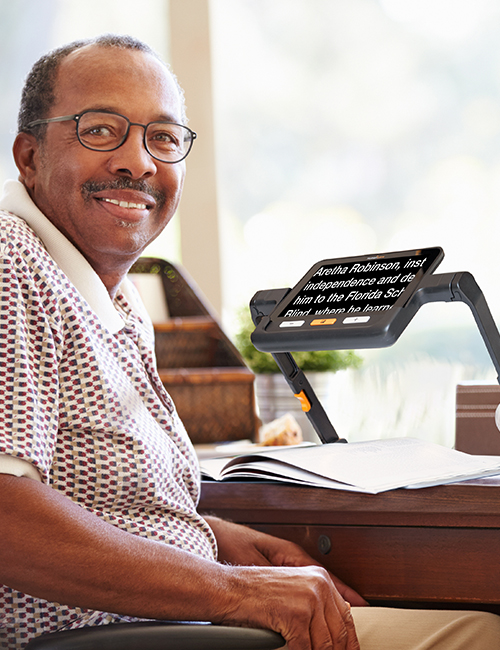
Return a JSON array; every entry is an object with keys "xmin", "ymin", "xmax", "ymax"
[{"xmin": 0, "ymin": 34, "xmax": 499, "ymax": 650}]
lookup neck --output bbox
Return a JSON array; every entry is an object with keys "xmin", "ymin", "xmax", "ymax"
[{"xmin": 90, "ymin": 260, "xmax": 134, "ymax": 300}]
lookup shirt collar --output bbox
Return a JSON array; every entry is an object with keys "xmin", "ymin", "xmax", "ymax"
[{"xmin": 0, "ymin": 179, "xmax": 125, "ymax": 333}]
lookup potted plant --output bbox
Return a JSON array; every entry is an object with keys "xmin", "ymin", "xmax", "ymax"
[{"xmin": 234, "ymin": 309, "xmax": 362, "ymax": 441}]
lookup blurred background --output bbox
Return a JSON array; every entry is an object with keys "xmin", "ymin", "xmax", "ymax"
[{"xmin": 2, "ymin": 0, "xmax": 500, "ymax": 445}]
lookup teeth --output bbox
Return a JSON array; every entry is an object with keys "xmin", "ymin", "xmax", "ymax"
[{"xmin": 101, "ymin": 198, "xmax": 147, "ymax": 210}]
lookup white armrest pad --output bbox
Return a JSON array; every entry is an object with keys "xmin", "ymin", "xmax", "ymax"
[{"xmin": 0, "ymin": 454, "xmax": 42, "ymax": 482}]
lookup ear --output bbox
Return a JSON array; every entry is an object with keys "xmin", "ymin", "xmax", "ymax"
[{"xmin": 13, "ymin": 132, "xmax": 40, "ymax": 190}]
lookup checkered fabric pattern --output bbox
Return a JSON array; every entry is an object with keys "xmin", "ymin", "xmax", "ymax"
[{"xmin": 0, "ymin": 210, "xmax": 217, "ymax": 649}]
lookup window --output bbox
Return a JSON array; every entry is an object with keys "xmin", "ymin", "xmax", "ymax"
[{"xmin": 210, "ymin": 0, "xmax": 500, "ymax": 445}]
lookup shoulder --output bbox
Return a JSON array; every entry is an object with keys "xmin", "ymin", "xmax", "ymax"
[
  {"xmin": 0, "ymin": 210, "xmax": 69, "ymax": 307},
  {"xmin": 0, "ymin": 209, "xmax": 47, "ymax": 258}
]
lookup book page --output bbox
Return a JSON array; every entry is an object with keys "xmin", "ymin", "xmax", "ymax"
[{"xmin": 201, "ymin": 438, "xmax": 500, "ymax": 493}]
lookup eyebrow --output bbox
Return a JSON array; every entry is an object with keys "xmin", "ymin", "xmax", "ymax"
[{"xmin": 81, "ymin": 106, "xmax": 181, "ymax": 123}]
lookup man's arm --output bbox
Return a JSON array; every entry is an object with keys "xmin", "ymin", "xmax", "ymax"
[{"xmin": 0, "ymin": 474, "xmax": 359, "ymax": 650}]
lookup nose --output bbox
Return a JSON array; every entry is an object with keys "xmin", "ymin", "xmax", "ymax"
[{"xmin": 107, "ymin": 124, "xmax": 158, "ymax": 179}]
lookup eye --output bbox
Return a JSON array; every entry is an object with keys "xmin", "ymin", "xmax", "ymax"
[
  {"xmin": 80, "ymin": 123, "xmax": 119, "ymax": 141},
  {"xmin": 147, "ymin": 124, "xmax": 183, "ymax": 151},
  {"xmin": 85, "ymin": 125, "xmax": 114, "ymax": 138},
  {"xmin": 77, "ymin": 113, "xmax": 126, "ymax": 147}
]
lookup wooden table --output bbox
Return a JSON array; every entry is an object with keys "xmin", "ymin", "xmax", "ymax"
[{"xmin": 199, "ymin": 479, "xmax": 500, "ymax": 610}]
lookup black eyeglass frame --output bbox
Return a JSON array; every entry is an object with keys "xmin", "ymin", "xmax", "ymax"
[{"xmin": 26, "ymin": 110, "xmax": 197, "ymax": 164}]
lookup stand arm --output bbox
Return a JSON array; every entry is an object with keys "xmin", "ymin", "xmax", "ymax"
[
  {"xmin": 271, "ymin": 352, "xmax": 344, "ymax": 444},
  {"xmin": 250, "ymin": 290, "xmax": 343, "ymax": 444},
  {"xmin": 414, "ymin": 272, "xmax": 500, "ymax": 383}
]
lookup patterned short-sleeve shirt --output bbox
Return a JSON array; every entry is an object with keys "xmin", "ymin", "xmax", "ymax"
[{"xmin": 0, "ymin": 181, "xmax": 217, "ymax": 649}]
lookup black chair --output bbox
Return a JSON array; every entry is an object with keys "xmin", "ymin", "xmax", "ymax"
[{"xmin": 24, "ymin": 621, "xmax": 286, "ymax": 649}]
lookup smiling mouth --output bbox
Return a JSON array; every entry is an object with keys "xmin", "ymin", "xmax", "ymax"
[
  {"xmin": 82, "ymin": 178, "xmax": 165, "ymax": 212},
  {"xmin": 98, "ymin": 197, "xmax": 149, "ymax": 210}
]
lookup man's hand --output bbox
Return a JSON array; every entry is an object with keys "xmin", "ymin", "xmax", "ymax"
[
  {"xmin": 205, "ymin": 516, "xmax": 363, "ymax": 647},
  {"xmin": 205, "ymin": 516, "xmax": 368, "ymax": 607},
  {"xmin": 218, "ymin": 563, "xmax": 359, "ymax": 650}
]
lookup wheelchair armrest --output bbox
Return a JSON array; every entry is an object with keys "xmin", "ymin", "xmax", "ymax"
[{"xmin": 24, "ymin": 621, "xmax": 286, "ymax": 650}]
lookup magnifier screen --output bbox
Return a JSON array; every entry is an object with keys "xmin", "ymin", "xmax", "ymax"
[
  {"xmin": 278, "ymin": 248, "xmax": 442, "ymax": 319},
  {"xmin": 251, "ymin": 247, "xmax": 444, "ymax": 352}
]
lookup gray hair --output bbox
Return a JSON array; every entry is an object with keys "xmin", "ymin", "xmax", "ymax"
[{"xmin": 18, "ymin": 34, "xmax": 186, "ymax": 138}]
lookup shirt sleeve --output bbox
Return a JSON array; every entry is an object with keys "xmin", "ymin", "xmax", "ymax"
[
  {"xmin": 0, "ymin": 225, "xmax": 61, "ymax": 482},
  {"xmin": 0, "ymin": 454, "xmax": 42, "ymax": 481}
]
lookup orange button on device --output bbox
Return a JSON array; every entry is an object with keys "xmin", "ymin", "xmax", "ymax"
[
  {"xmin": 294, "ymin": 390, "xmax": 311, "ymax": 412},
  {"xmin": 311, "ymin": 318, "xmax": 337, "ymax": 326}
]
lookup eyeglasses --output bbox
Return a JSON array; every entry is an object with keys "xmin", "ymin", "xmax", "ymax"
[{"xmin": 26, "ymin": 110, "xmax": 197, "ymax": 164}]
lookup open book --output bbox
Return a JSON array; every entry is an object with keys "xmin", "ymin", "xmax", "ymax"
[{"xmin": 200, "ymin": 437, "xmax": 500, "ymax": 494}]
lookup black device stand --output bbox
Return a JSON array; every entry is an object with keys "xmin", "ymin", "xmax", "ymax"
[{"xmin": 250, "ymin": 271, "xmax": 500, "ymax": 444}]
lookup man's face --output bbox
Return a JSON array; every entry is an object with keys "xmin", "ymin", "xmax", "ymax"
[{"xmin": 16, "ymin": 45, "xmax": 186, "ymax": 276}]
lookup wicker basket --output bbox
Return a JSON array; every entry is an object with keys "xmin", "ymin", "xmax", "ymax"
[
  {"xmin": 130, "ymin": 258, "xmax": 259, "ymax": 444},
  {"xmin": 158, "ymin": 368, "xmax": 257, "ymax": 443}
]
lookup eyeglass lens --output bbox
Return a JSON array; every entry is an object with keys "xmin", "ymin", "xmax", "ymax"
[{"xmin": 77, "ymin": 112, "xmax": 192, "ymax": 162}]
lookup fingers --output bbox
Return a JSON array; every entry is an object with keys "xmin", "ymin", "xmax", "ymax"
[
  {"xmin": 285, "ymin": 584, "xmax": 359, "ymax": 650},
  {"xmin": 329, "ymin": 573, "xmax": 369, "ymax": 607},
  {"xmin": 344, "ymin": 607, "xmax": 360, "ymax": 650},
  {"xmin": 269, "ymin": 565, "xmax": 360, "ymax": 650},
  {"xmin": 321, "ymin": 572, "xmax": 360, "ymax": 650}
]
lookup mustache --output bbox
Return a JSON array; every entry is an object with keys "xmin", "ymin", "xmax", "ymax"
[{"xmin": 81, "ymin": 178, "xmax": 166, "ymax": 208}]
